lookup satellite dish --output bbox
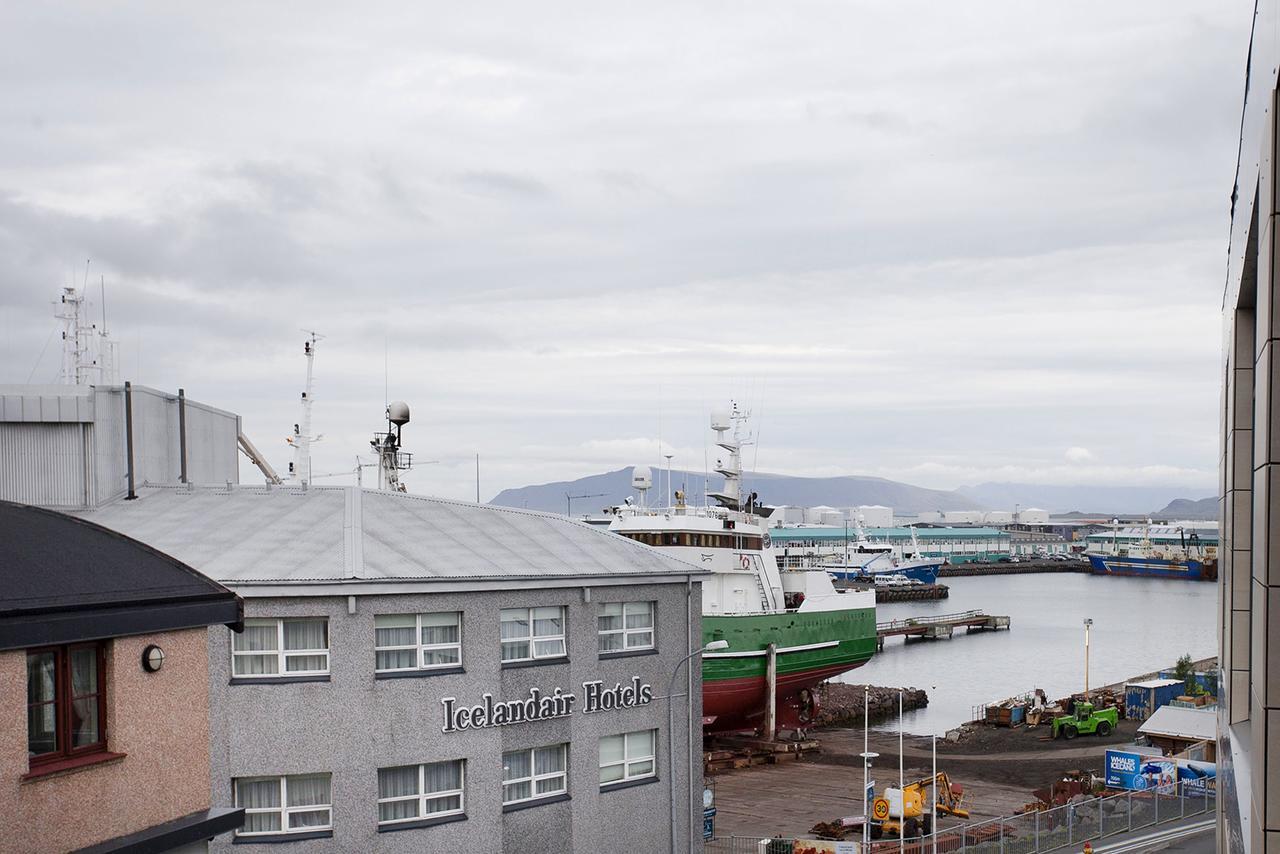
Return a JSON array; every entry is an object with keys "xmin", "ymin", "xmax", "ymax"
[
  {"xmin": 632, "ymin": 465, "xmax": 653, "ymax": 490},
  {"xmin": 710, "ymin": 410, "xmax": 730, "ymax": 431}
]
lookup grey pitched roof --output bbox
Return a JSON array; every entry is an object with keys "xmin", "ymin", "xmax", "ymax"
[{"xmin": 76, "ymin": 484, "xmax": 704, "ymax": 585}]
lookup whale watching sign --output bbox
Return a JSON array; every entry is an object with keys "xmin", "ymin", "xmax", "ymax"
[{"xmin": 441, "ymin": 677, "xmax": 654, "ymax": 733}]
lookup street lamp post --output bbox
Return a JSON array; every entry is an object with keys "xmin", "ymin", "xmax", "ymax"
[
  {"xmin": 1083, "ymin": 618, "xmax": 1093, "ymax": 696},
  {"xmin": 669, "ymin": 639, "xmax": 729, "ymax": 854},
  {"xmin": 860, "ymin": 686, "xmax": 879, "ymax": 846}
]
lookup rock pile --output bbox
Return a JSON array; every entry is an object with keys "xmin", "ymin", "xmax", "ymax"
[{"xmin": 815, "ymin": 683, "xmax": 928, "ymax": 727}]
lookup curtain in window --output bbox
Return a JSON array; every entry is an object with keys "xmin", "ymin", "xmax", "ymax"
[
  {"xmin": 500, "ymin": 610, "xmax": 529, "ymax": 638},
  {"xmin": 532, "ymin": 607, "xmax": 563, "ymax": 636},
  {"xmin": 421, "ymin": 612, "xmax": 460, "ymax": 645},
  {"xmin": 600, "ymin": 735, "xmax": 625, "ymax": 765},
  {"xmin": 534, "ymin": 745, "xmax": 564, "ymax": 775},
  {"xmin": 598, "ymin": 603, "xmax": 624, "ymax": 632},
  {"xmin": 502, "ymin": 750, "xmax": 530, "ymax": 781},
  {"xmin": 628, "ymin": 730, "xmax": 655, "ymax": 758},
  {"xmin": 424, "ymin": 760, "xmax": 462, "ymax": 792},
  {"xmin": 287, "ymin": 774, "xmax": 331, "ymax": 829},
  {"xmin": 69, "ymin": 648, "xmax": 99, "ymax": 747},
  {"xmin": 378, "ymin": 766, "xmax": 419, "ymax": 822},
  {"xmin": 501, "ymin": 610, "xmax": 531, "ymax": 660},
  {"xmin": 26, "ymin": 652, "xmax": 56, "ymax": 756},
  {"xmin": 375, "ymin": 615, "xmax": 415, "ymax": 647},
  {"xmin": 283, "ymin": 620, "xmax": 327, "ymax": 650},
  {"xmin": 626, "ymin": 602, "xmax": 654, "ymax": 629},
  {"xmin": 237, "ymin": 779, "xmax": 282, "ymax": 833},
  {"xmin": 283, "ymin": 620, "xmax": 328, "ymax": 673},
  {"xmin": 236, "ymin": 623, "xmax": 278, "ymax": 651}
]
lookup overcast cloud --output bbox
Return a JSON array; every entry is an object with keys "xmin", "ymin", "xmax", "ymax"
[{"xmin": 0, "ymin": 2, "xmax": 1247, "ymax": 500}]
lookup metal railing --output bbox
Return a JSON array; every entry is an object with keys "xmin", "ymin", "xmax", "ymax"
[
  {"xmin": 709, "ymin": 780, "xmax": 1214, "ymax": 853},
  {"xmin": 876, "ymin": 610, "xmax": 987, "ymax": 632}
]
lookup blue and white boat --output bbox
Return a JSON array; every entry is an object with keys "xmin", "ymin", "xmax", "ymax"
[
  {"xmin": 820, "ymin": 526, "xmax": 943, "ymax": 585},
  {"xmin": 1086, "ymin": 521, "xmax": 1217, "ymax": 582}
]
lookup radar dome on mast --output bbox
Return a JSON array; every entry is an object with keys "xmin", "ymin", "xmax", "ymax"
[
  {"xmin": 710, "ymin": 410, "xmax": 731, "ymax": 432},
  {"xmin": 387, "ymin": 401, "xmax": 411, "ymax": 427},
  {"xmin": 631, "ymin": 465, "xmax": 653, "ymax": 490}
]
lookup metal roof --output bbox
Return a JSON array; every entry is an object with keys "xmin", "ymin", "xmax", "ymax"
[
  {"xmin": 1137, "ymin": 705, "xmax": 1217, "ymax": 742},
  {"xmin": 76, "ymin": 484, "xmax": 706, "ymax": 586},
  {"xmin": 1127, "ymin": 679, "xmax": 1185, "ymax": 690}
]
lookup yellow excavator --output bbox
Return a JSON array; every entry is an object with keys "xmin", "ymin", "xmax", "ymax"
[{"xmin": 869, "ymin": 772, "xmax": 970, "ymax": 839}]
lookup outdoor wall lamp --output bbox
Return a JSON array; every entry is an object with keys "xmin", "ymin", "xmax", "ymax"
[{"xmin": 141, "ymin": 644, "xmax": 165, "ymax": 673}]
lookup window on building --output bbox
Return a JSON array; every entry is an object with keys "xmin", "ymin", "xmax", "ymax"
[
  {"xmin": 598, "ymin": 601, "xmax": 655, "ymax": 653},
  {"xmin": 234, "ymin": 773, "xmax": 332, "ymax": 837},
  {"xmin": 599, "ymin": 730, "xmax": 657, "ymax": 786},
  {"xmin": 377, "ymin": 760, "xmax": 465, "ymax": 826},
  {"xmin": 375, "ymin": 613, "xmax": 462, "ymax": 673},
  {"xmin": 26, "ymin": 642, "xmax": 107, "ymax": 765},
  {"xmin": 232, "ymin": 618, "xmax": 329, "ymax": 678},
  {"xmin": 500, "ymin": 607, "xmax": 566, "ymax": 663},
  {"xmin": 502, "ymin": 744, "xmax": 567, "ymax": 806}
]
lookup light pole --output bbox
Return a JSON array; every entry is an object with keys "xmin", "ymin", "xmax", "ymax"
[
  {"xmin": 860, "ymin": 686, "xmax": 879, "ymax": 846},
  {"xmin": 1083, "ymin": 618, "xmax": 1093, "ymax": 697},
  {"xmin": 669, "ymin": 639, "xmax": 729, "ymax": 854}
]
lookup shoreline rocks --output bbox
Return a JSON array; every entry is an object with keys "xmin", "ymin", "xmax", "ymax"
[{"xmin": 816, "ymin": 683, "xmax": 928, "ymax": 727}]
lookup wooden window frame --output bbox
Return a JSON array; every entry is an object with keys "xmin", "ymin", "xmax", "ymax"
[{"xmin": 26, "ymin": 641, "xmax": 108, "ymax": 769}]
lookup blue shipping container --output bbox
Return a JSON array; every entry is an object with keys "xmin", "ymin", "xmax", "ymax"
[{"xmin": 1124, "ymin": 679, "xmax": 1185, "ymax": 721}]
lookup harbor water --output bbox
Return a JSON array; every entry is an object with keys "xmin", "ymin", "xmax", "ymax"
[{"xmin": 838, "ymin": 573, "xmax": 1216, "ymax": 735}]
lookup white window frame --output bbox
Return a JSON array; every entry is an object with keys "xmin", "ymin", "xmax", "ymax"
[
  {"xmin": 374, "ymin": 612, "xmax": 463, "ymax": 673},
  {"xmin": 234, "ymin": 774, "xmax": 332, "ymax": 837},
  {"xmin": 232, "ymin": 618, "xmax": 330, "ymax": 678},
  {"xmin": 597, "ymin": 601, "xmax": 655, "ymax": 654},
  {"xmin": 376, "ymin": 760, "xmax": 466, "ymax": 826},
  {"xmin": 599, "ymin": 730, "xmax": 657, "ymax": 787},
  {"xmin": 500, "ymin": 606, "xmax": 567, "ymax": 664},
  {"xmin": 502, "ymin": 744, "xmax": 568, "ymax": 806}
]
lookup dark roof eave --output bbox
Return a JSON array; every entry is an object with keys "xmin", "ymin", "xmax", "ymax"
[
  {"xmin": 73, "ymin": 807, "xmax": 244, "ymax": 854},
  {"xmin": 0, "ymin": 596, "xmax": 243, "ymax": 651}
]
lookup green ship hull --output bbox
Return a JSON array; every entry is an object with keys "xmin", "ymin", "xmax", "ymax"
[{"xmin": 700, "ymin": 606, "xmax": 877, "ymax": 730}]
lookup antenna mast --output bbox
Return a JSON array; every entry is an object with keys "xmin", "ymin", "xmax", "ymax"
[
  {"xmin": 288, "ymin": 331, "xmax": 324, "ymax": 485},
  {"xmin": 54, "ymin": 279, "xmax": 118, "ymax": 386}
]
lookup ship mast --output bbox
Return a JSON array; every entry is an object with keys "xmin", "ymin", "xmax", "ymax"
[
  {"xmin": 287, "ymin": 332, "xmax": 323, "ymax": 485},
  {"xmin": 708, "ymin": 402, "xmax": 752, "ymax": 512},
  {"xmin": 372, "ymin": 402, "xmax": 413, "ymax": 492},
  {"xmin": 55, "ymin": 285, "xmax": 117, "ymax": 385}
]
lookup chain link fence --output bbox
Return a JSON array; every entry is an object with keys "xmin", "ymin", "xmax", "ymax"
[{"xmin": 708, "ymin": 780, "xmax": 1214, "ymax": 853}]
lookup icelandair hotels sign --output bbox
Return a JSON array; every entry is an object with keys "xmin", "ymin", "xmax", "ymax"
[{"xmin": 441, "ymin": 677, "xmax": 654, "ymax": 733}]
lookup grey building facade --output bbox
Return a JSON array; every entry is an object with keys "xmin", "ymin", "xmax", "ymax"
[
  {"xmin": 1222, "ymin": 3, "xmax": 1280, "ymax": 850},
  {"xmin": 82, "ymin": 484, "xmax": 710, "ymax": 854}
]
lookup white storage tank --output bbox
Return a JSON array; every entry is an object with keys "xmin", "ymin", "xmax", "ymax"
[
  {"xmin": 944, "ymin": 510, "xmax": 984, "ymax": 525},
  {"xmin": 857, "ymin": 505, "xmax": 894, "ymax": 528},
  {"xmin": 820, "ymin": 510, "xmax": 846, "ymax": 526},
  {"xmin": 805, "ymin": 505, "xmax": 837, "ymax": 524},
  {"xmin": 1019, "ymin": 507, "xmax": 1050, "ymax": 525},
  {"xmin": 984, "ymin": 510, "xmax": 1014, "ymax": 525}
]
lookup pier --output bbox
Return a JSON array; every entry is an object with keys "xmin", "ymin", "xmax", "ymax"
[{"xmin": 876, "ymin": 609, "xmax": 1010, "ymax": 650}]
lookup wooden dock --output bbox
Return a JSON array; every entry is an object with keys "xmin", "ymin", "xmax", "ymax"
[{"xmin": 876, "ymin": 609, "xmax": 1010, "ymax": 650}]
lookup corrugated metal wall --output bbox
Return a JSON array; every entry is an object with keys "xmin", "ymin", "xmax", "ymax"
[
  {"xmin": 0, "ymin": 422, "xmax": 89, "ymax": 507},
  {"xmin": 0, "ymin": 385, "xmax": 241, "ymax": 508}
]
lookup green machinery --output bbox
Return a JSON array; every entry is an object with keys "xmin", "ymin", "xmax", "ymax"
[{"xmin": 1052, "ymin": 701, "xmax": 1118, "ymax": 739}]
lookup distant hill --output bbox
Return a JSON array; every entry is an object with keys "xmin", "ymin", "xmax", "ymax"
[
  {"xmin": 489, "ymin": 467, "xmax": 982, "ymax": 515},
  {"xmin": 955, "ymin": 483, "xmax": 1215, "ymax": 516},
  {"xmin": 1153, "ymin": 496, "xmax": 1219, "ymax": 521}
]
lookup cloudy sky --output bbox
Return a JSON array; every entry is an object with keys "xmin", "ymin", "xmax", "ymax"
[{"xmin": 0, "ymin": 3, "xmax": 1249, "ymax": 500}]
